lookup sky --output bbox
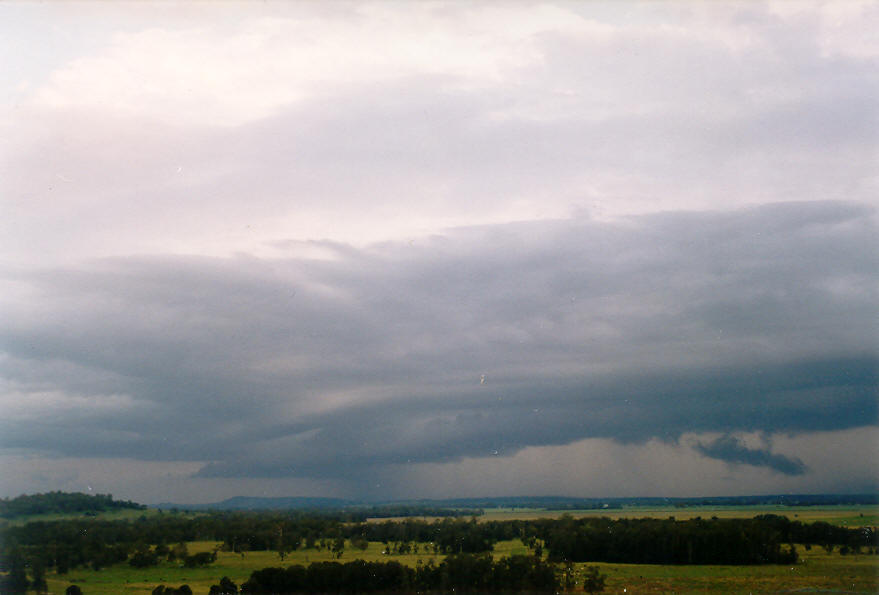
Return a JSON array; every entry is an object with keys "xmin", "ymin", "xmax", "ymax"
[{"xmin": 0, "ymin": 1, "xmax": 877, "ymax": 504}]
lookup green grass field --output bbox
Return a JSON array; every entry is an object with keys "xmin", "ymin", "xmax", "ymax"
[
  {"xmin": 46, "ymin": 540, "xmax": 447, "ymax": 595},
  {"xmin": 477, "ymin": 504, "xmax": 879, "ymax": 526},
  {"xmin": 43, "ymin": 539, "xmax": 879, "ymax": 595},
  {"xmin": 583, "ymin": 545, "xmax": 879, "ymax": 594},
  {"xmin": 28, "ymin": 505, "xmax": 879, "ymax": 594}
]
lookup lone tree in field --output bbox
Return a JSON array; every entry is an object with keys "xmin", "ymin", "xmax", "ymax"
[
  {"xmin": 582, "ymin": 565, "xmax": 606, "ymax": 593},
  {"xmin": 30, "ymin": 558, "xmax": 48, "ymax": 593},
  {"xmin": 332, "ymin": 536, "xmax": 345, "ymax": 558}
]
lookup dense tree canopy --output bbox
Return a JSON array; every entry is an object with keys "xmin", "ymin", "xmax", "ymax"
[
  {"xmin": 240, "ymin": 555, "xmax": 559, "ymax": 594},
  {"xmin": 0, "ymin": 492, "xmax": 145, "ymax": 519}
]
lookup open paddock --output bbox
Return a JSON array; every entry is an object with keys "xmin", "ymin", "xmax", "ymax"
[
  {"xmin": 43, "ymin": 536, "xmax": 878, "ymax": 595},
  {"xmin": 478, "ymin": 504, "xmax": 879, "ymax": 526}
]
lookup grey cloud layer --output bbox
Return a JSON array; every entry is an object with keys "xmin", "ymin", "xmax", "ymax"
[{"xmin": 1, "ymin": 201, "xmax": 876, "ymax": 482}]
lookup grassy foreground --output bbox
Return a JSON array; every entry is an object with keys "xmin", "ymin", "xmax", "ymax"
[
  {"xmin": 25, "ymin": 505, "xmax": 877, "ymax": 594},
  {"xmin": 40, "ymin": 538, "xmax": 878, "ymax": 595}
]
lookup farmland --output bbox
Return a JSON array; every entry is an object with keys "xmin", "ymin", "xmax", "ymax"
[
  {"xmin": 38, "ymin": 535, "xmax": 878, "ymax": 594},
  {"xmin": 477, "ymin": 504, "xmax": 879, "ymax": 526},
  {"xmin": 7, "ymin": 503, "xmax": 872, "ymax": 594}
]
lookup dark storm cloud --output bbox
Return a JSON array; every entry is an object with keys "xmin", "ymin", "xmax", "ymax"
[
  {"xmin": 0, "ymin": 201, "xmax": 876, "ymax": 481},
  {"xmin": 694, "ymin": 435, "xmax": 807, "ymax": 476},
  {"xmin": 194, "ymin": 356, "xmax": 876, "ymax": 479}
]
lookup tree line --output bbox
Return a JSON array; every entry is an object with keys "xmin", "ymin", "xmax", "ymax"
[
  {"xmin": 355, "ymin": 505, "xmax": 483, "ymax": 518},
  {"xmin": 0, "ymin": 492, "xmax": 145, "ymax": 519},
  {"xmin": 144, "ymin": 555, "xmax": 560, "ymax": 595},
  {"xmin": 541, "ymin": 516, "xmax": 799, "ymax": 564},
  {"xmin": 1, "ymin": 512, "xmax": 876, "ymax": 592},
  {"xmin": 531, "ymin": 514, "xmax": 876, "ymax": 564},
  {"xmin": 238, "ymin": 554, "xmax": 559, "ymax": 594}
]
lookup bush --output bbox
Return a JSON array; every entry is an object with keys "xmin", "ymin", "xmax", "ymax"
[
  {"xmin": 152, "ymin": 585, "xmax": 192, "ymax": 595},
  {"xmin": 183, "ymin": 551, "xmax": 217, "ymax": 568},
  {"xmin": 209, "ymin": 576, "xmax": 239, "ymax": 595},
  {"xmin": 129, "ymin": 549, "xmax": 159, "ymax": 568},
  {"xmin": 582, "ymin": 565, "xmax": 606, "ymax": 593}
]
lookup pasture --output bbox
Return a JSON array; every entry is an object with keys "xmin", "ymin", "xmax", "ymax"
[
  {"xmin": 28, "ymin": 504, "xmax": 879, "ymax": 594},
  {"xmin": 478, "ymin": 504, "xmax": 879, "ymax": 526},
  {"xmin": 45, "ymin": 539, "xmax": 879, "ymax": 594}
]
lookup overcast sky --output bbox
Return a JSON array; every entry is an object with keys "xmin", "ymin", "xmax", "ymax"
[{"xmin": 1, "ymin": 1, "xmax": 877, "ymax": 504}]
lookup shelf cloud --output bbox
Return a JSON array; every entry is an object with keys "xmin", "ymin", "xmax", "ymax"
[
  {"xmin": 1, "ymin": 1, "xmax": 877, "ymax": 501},
  {"xmin": 2, "ymin": 202, "xmax": 875, "ymax": 492}
]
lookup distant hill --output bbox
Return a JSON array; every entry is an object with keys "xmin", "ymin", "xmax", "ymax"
[{"xmin": 0, "ymin": 491, "xmax": 146, "ymax": 519}]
